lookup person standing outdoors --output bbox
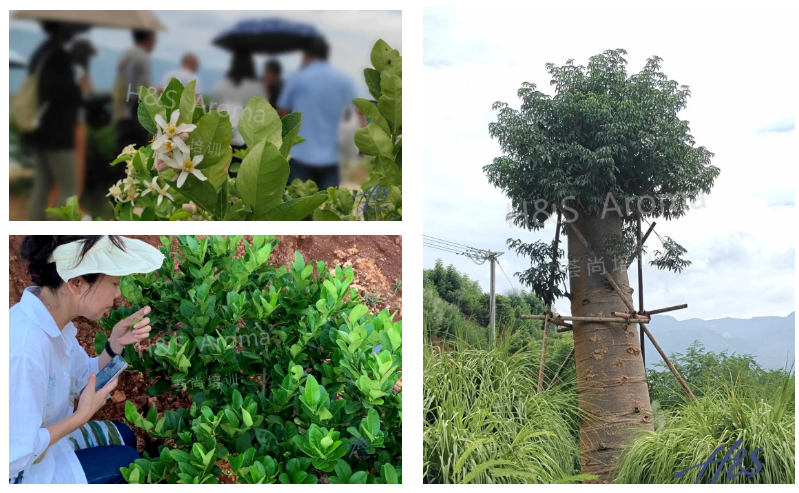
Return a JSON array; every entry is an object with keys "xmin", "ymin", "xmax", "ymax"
[
  {"xmin": 160, "ymin": 52, "xmax": 203, "ymax": 105},
  {"xmin": 112, "ymin": 30, "xmax": 156, "ymax": 152},
  {"xmin": 276, "ymin": 38, "xmax": 362, "ymax": 190},
  {"xmin": 263, "ymin": 59, "xmax": 283, "ymax": 109},
  {"xmin": 22, "ymin": 21, "xmax": 84, "ymax": 221}
]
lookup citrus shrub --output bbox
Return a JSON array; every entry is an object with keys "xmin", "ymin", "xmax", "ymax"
[
  {"xmin": 46, "ymin": 39, "xmax": 401, "ymax": 221},
  {"xmin": 95, "ymin": 235, "xmax": 402, "ymax": 483}
]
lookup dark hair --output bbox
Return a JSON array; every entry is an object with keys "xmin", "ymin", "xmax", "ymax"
[
  {"xmin": 228, "ymin": 51, "xmax": 256, "ymax": 86},
  {"xmin": 265, "ymin": 59, "xmax": 282, "ymax": 76},
  {"xmin": 21, "ymin": 236, "xmax": 126, "ymax": 289},
  {"xmin": 133, "ymin": 30, "xmax": 154, "ymax": 44},
  {"xmin": 304, "ymin": 37, "xmax": 329, "ymax": 60}
]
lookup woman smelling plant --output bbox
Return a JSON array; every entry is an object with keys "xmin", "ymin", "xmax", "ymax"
[{"xmin": 9, "ymin": 235, "xmax": 164, "ymax": 484}]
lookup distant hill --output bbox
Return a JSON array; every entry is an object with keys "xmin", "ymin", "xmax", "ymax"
[
  {"xmin": 10, "ymin": 28, "xmax": 226, "ymax": 95},
  {"xmin": 645, "ymin": 312, "xmax": 795, "ymax": 370}
]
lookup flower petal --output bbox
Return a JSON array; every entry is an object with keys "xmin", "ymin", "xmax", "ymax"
[
  {"xmin": 191, "ymin": 169, "xmax": 207, "ymax": 181},
  {"xmin": 154, "ymin": 113, "xmax": 168, "ymax": 130},
  {"xmin": 174, "ymin": 137, "xmax": 190, "ymax": 155},
  {"xmin": 166, "ymin": 193, "xmax": 174, "ymax": 201},
  {"xmin": 141, "ymin": 189, "xmax": 151, "ymax": 196},
  {"xmin": 176, "ymin": 124, "xmax": 197, "ymax": 134},
  {"xmin": 192, "ymin": 154, "xmax": 204, "ymax": 165},
  {"xmin": 157, "ymin": 194, "xmax": 164, "ymax": 206},
  {"xmin": 152, "ymin": 134, "xmax": 168, "ymax": 150},
  {"xmin": 177, "ymin": 171, "xmax": 188, "ymax": 188},
  {"xmin": 170, "ymin": 109, "xmax": 180, "ymax": 126}
]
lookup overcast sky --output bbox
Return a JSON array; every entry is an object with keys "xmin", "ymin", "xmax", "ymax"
[
  {"xmin": 423, "ymin": 3, "xmax": 795, "ymax": 321},
  {"xmin": 9, "ymin": 10, "xmax": 401, "ymax": 98}
]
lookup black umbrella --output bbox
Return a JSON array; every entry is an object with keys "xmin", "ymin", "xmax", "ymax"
[{"xmin": 213, "ymin": 18, "xmax": 323, "ymax": 54}]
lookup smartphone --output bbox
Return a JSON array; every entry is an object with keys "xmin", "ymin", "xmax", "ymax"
[{"xmin": 93, "ymin": 355, "xmax": 128, "ymax": 392}]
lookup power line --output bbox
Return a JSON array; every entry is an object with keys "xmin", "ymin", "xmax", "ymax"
[
  {"xmin": 497, "ymin": 259, "xmax": 517, "ymax": 291},
  {"xmin": 423, "ymin": 235, "xmax": 487, "ymax": 253},
  {"xmin": 423, "ymin": 242, "xmax": 464, "ymax": 255}
]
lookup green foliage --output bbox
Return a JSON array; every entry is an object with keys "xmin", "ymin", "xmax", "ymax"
[
  {"xmin": 106, "ymin": 236, "xmax": 401, "ymax": 483},
  {"xmin": 484, "ymin": 49, "xmax": 720, "ymax": 298},
  {"xmin": 423, "ymin": 336, "xmax": 588, "ymax": 484},
  {"xmin": 614, "ymin": 375, "xmax": 795, "ymax": 483},
  {"xmin": 48, "ymin": 39, "xmax": 401, "ymax": 221}
]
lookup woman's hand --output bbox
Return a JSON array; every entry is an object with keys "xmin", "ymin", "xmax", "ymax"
[
  {"xmin": 110, "ymin": 306, "xmax": 153, "ymax": 350},
  {"xmin": 76, "ymin": 373, "xmax": 118, "ymax": 422}
]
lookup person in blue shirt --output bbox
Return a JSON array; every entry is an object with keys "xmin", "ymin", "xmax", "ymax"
[{"xmin": 276, "ymin": 38, "xmax": 362, "ymax": 190}]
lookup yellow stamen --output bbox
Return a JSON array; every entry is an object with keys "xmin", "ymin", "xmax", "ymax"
[
  {"xmin": 167, "ymin": 124, "xmax": 177, "ymax": 137},
  {"xmin": 182, "ymin": 159, "xmax": 195, "ymax": 172}
]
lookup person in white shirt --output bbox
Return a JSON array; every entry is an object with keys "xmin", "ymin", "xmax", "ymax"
[
  {"xmin": 9, "ymin": 235, "xmax": 164, "ymax": 484},
  {"xmin": 211, "ymin": 50, "xmax": 266, "ymax": 149},
  {"xmin": 160, "ymin": 52, "xmax": 203, "ymax": 104}
]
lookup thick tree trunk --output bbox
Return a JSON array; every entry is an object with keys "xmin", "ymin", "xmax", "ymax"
[{"xmin": 567, "ymin": 209, "xmax": 654, "ymax": 483}]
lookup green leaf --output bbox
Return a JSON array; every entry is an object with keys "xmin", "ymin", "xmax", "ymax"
[
  {"xmin": 378, "ymin": 74, "xmax": 402, "ymax": 131},
  {"xmin": 307, "ymin": 425, "xmax": 324, "ymax": 453},
  {"xmin": 258, "ymin": 193, "xmax": 327, "ymax": 221},
  {"xmin": 178, "ymin": 80, "xmax": 196, "ymax": 126},
  {"xmin": 373, "ymin": 156, "xmax": 401, "ymax": 186},
  {"xmin": 364, "ymin": 68, "xmax": 382, "ymax": 99},
  {"xmin": 238, "ymin": 96, "xmax": 282, "ymax": 150},
  {"xmin": 145, "ymin": 378, "xmax": 172, "ymax": 396},
  {"xmin": 137, "ymin": 86, "xmax": 165, "ymax": 135},
  {"xmin": 204, "ymin": 146, "xmax": 232, "ymax": 190},
  {"xmin": 237, "ymin": 139, "xmax": 289, "ymax": 219},
  {"xmin": 349, "ymin": 304, "xmax": 369, "ymax": 324},
  {"xmin": 312, "ymin": 209, "xmax": 341, "ymax": 221},
  {"xmin": 179, "ymin": 174, "xmax": 217, "ymax": 214},
  {"xmin": 188, "ymin": 110, "xmax": 233, "ymax": 170},
  {"xmin": 353, "ymin": 98, "xmax": 390, "ymax": 136},
  {"xmin": 305, "ymin": 375, "xmax": 320, "ymax": 408},
  {"xmin": 354, "ymin": 123, "xmax": 393, "ymax": 157},
  {"xmin": 140, "ymin": 207, "xmax": 155, "ymax": 222},
  {"xmin": 170, "ymin": 210, "xmax": 191, "ymax": 221},
  {"xmin": 320, "ymin": 435, "xmax": 333, "ymax": 450},
  {"xmin": 370, "ymin": 39, "xmax": 399, "ymax": 72},
  {"xmin": 279, "ymin": 112, "xmax": 303, "ymax": 158},
  {"xmin": 242, "ymin": 408, "xmax": 253, "ymax": 428},
  {"xmin": 380, "ymin": 464, "xmax": 399, "ymax": 484},
  {"xmin": 160, "ymin": 78, "xmax": 184, "ymax": 117},
  {"xmin": 93, "ymin": 330, "xmax": 108, "ymax": 357}
]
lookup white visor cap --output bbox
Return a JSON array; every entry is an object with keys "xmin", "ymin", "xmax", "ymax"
[{"xmin": 47, "ymin": 236, "xmax": 165, "ymax": 282}]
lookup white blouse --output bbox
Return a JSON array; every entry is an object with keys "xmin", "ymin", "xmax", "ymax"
[{"xmin": 9, "ymin": 286, "xmax": 102, "ymax": 484}]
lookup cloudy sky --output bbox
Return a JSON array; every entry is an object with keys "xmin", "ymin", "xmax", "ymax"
[
  {"xmin": 423, "ymin": 3, "xmax": 795, "ymax": 320},
  {"xmin": 9, "ymin": 10, "xmax": 401, "ymax": 98}
]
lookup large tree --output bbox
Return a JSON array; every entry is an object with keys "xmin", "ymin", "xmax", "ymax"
[{"xmin": 484, "ymin": 49, "xmax": 718, "ymax": 482}]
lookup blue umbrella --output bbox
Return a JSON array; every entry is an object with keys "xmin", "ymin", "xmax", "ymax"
[{"xmin": 213, "ymin": 18, "xmax": 323, "ymax": 54}]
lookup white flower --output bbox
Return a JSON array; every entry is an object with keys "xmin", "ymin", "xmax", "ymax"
[
  {"xmin": 121, "ymin": 144, "xmax": 137, "ymax": 155},
  {"xmin": 125, "ymin": 160, "xmax": 135, "ymax": 176},
  {"xmin": 141, "ymin": 176, "xmax": 174, "ymax": 206},
  {"xmin": 122, "ymin": 176, "xmax": 137, "ymax": 191},
  {"xmin": 123, "ymin": 187, "xmax": 140, "ymax": 206},
  {"xmin": 107, "ymin": 182, "xmax": 123, "ymax": 201},
  {"xmin": 162, "ymin": 149, "xmax": 205, "ymax": 188},
  {"xmin": 153, "ymin": 110, "xmax": 196, "ymax": 155}
]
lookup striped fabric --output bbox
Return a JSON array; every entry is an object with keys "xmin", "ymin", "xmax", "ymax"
[{"xmin": 68, "ymin": 420, "xmax": 125, "ymax": 451}]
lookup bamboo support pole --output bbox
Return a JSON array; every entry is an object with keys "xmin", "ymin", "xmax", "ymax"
[
  {"xmin": 523, "ymin": 314, "xmax": 650, "ymax": 324},
  {"xmin": 547, "ymin": 347, "xmax": 575, "ymax": 390},
  {"xmin": 626, "ymin": 220, "xmax": 656, "ymax": 265},
  {"xmin": 567, "ymin": 221, "xmax": 697, "ymax": 402},
  {"xmin": 612, "ymin": 304, "xmax": 687, "ymax": 318},
  {"xmin": 556, "ymin": 326, "xmax": 572, "ymax": 333},
  {"xmin": 637, "ymin": 218, "xmax": 645, "ymax": 368},
  {"xmin": 538, "ymin": 209, "xmax": 562, "ymax": 394}
]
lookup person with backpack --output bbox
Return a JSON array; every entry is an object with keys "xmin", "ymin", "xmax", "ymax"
[
  {"xmin": 112, "ymin": 30, "xmax": 157, "ymax": 154},
  {"xmin": 17, "ymin": 21, "xmax": 84, "ymax": 221}
]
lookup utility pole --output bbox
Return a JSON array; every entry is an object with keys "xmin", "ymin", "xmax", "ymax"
[
  {"xmin": 422, "ymin": 236, "xmax": 504, "ymax": 345},
  {"xmin": 487, "ymin": 250, "xmax": 503, "ymax": 345}
]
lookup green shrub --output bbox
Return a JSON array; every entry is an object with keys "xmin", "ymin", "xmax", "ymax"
[
  {"xmin": 614, "ymin": 375, "xmax": 795, "ymax": 484},
  {"xmin": 102, "ymin": 235, "xmax": 401, "ymax": 483},
  {"xmin": 423, "ymin": 336, "xmax": 590, "ymax": 484}
]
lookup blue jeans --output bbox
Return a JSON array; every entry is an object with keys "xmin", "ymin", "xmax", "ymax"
[
  {"xmin": 288, "ymin": 158, "xmax": 340, "ymax": 190},
  {"xmin": 75, "ymin": 422, "xmax": 139, "ymax": 484}
]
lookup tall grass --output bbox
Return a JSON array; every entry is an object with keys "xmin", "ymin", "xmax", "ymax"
[
  {"xmin": 614, "ymin": 374, "xmax": 795, "ymax": 483},
  {"xmin": 423, "ymin": 335, "xmax": 592, "ymax": 483}
]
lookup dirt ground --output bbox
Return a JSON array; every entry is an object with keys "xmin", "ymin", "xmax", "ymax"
[{"xmin": 8, "ymin": 235, "xmax": 402, "ymax": 474}]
